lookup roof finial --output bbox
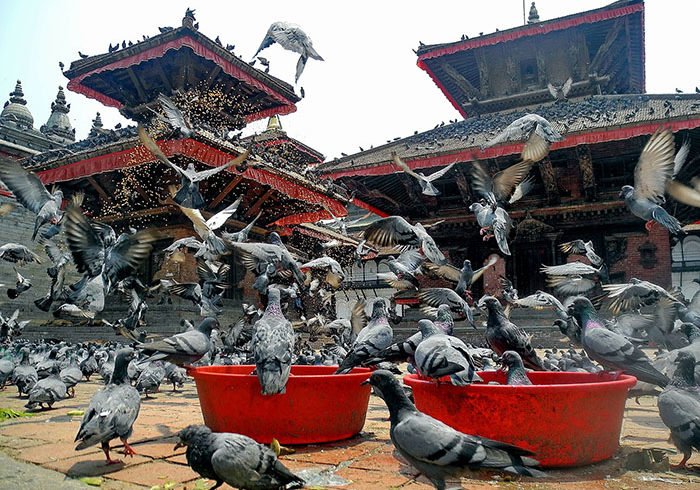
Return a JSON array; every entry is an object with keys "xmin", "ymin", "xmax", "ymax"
[
  {"xmin": 266, "ymin": 114, "xmax": 283, "ymax": 132},
  {"xmin": 528, "ymin": 2, "xmax": 540, "ymax": 24},
  {"xmin": 89, "ymin": 112, "xmax": 105, "ymax": 138},
  {"xmin": 9, "ymin": 80, "xmax": 27, "ymax": 105},
  {"xmin": 41, "ymin": 86, "xmax": 75, "ymax": 143}
]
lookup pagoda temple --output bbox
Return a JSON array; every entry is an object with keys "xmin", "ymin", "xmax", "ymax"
[
  {"xmin": 318, "ymin": 0, "xmax": 700, "ymax": 299},
  {"xmin": 0, "ymin": 10, "xmax": 349, "ymax": 335}
]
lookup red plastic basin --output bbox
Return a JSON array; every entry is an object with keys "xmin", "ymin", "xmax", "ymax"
[
  {"xmin": 403, "ymin": 371, "xmax": 637, "ymax": 467},
  {"xmin": 189, "ymin": 365, "xmax": 371, "ymax": 444}
]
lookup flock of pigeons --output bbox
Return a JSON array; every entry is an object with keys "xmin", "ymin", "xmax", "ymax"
[{"xmin": 4, "ymin": 46, "xmax": 700, "ymax": 484}]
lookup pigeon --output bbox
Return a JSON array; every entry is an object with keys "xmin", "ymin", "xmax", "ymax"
[
  {"xmin": 336, "ymin": 298, "xmax": 393, "ymax": 374},
  {"xmin": 135, "ymin": 362, "xmax": 166, "ymax": 398},
  {"xmin": 151, "ymin": 93, "xmax": 194, "ymax": 137},
  {"xmin": 175, "ymin": 194, "xmax": 242, "ymax": 257},
  {"xmin": 7, "ymin": 268, "xmax": 31, "ymax": 299},
  {"xmin": 175, "ymin": 425, "xmax": 304, "ymax": 489},
  {"xmin": 392, "ymin": 153, "xmax": 456, "ymax": 196},
  {"xmin": 220, "ymin": 211, "xmax": 262, "ymax": 244},
  {"xmin": 423, "ymin": 256, "xmax": 498, "ymax": 297},
  {"xmin": 80, "ymin": 347, "xmax": 99, "ymax": 381},
  {"xmin": 25, "ymin": 365, "xmax": 67, "ymax": 410},
  {"xmin": 364, "ymin": 370, "xmax": 546, "ymax": 489},
  {"xmin": 468, "ymin": 202, "xmax": 512, "ymax": 255},
  {"xmin": 0, "ymin": 158, "xmax": 63, "ymax": 240},
  {"xmin": 60, "ymin": 356, "xmax": 83, "ymax": 398},
  {"xmin": 364, "ymin": 216, "xmax": 446, "ymax": 265},
  {"xmin": 499, "ymin": 351, "xmax": 533, "ymax": 385},
  {"xmin": 139, "ymin": 126, "xmax": 249, "ymax": 209},
  {"xmin": 665, "ymin": 137, "xmax": 700, "ymax": 207},
  {"xmin": 558, "ymin": 239, "xmax": 603, "ymax": 266},
  {"xmin": 229, "ymin": 234, "xmax": 305, "ymax": 286},
  {"xmin": 419, "ymin": 288, "xmax": 475, "ymax": 326},
  {"xmin": 252, "ymin": 288, "xmax": 294, "ymax": 395},
  {"xmin": 481, "ymin": 114, "xmax": 563, "ymax": 162},
  {"xmin": 253, "ymin": 22, "xmax": 324, "ymax": 82},
  {"xmin": 34, "ymin": 237, "xmax": 70, "ymax": 311},
  {"xmin": 567, "ymin": 297, "xmax": 669, "ymax": 387},
  {"xmin": 547, "ymin": 77, "xmax": 573, "ymax": 101},
  {"xmin": 75, "ymin": 348, "xmax": 141, "ymax": 464},
  {"xmin": 657, "ymin": 351, "xmax": 700, "ymax": 469},
  {"xmin": 602, "ymin": 278, "xmax": 678, "ymax": 315},
  {"xmin": 138, "ymin": 317, "xmax": 218, "ymax": 366},
  {"xmin": 619, "ymin": 129, "xmax": 682, "ymax": 234},
  {"xmin": 165, "ymin": 363, "xmax": 187, "ymax": 392},
  {"xmin": 477, "ymin": 296, "xmax": 544, "ymax": 370},
  {"xmin": 300, "ymin": 256, "xmax": 345, "ymax": 289},
  {"xmin": 414, "ymin": 319, "xmax": 482, "ymax": 386},
  {"xmin": 12, "ymin": 347, "xmax": 37, "ymax": 396},
  {"xmin": 0, "ymin": 243, "xmax": 42, "ymax": 265}
]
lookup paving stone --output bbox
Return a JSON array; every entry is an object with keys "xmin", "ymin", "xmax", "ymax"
[
  {"xmin": 336, "ymin": 466, "xmax": 413, "ymax": 488},
  {"xmin": 131, "ymin": 439, "xmax": 185, "ymax": 459},
  {"xmin": 18, "ymin": 442, "xmax": 100, "ymax": 464},
  {"xmin": 43, "ymin": 452, "xmax": 150, "ymax": 478},
  {"xmin": 112, "ymin": 460, "xmax": 199, "ymax": 486}
]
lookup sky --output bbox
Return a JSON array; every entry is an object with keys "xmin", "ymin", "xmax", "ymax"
[{"xmin": 1, "ymin": 0, "xmax": 698, "ymax": 161}]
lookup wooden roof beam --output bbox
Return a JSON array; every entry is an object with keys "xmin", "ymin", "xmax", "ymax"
[
  {"xmin": 589, "ymin": 19, "xmax": 623, "ymax": 73},
  {"xmin": 209, "ymin": 174, "xmax": 244, "ymax": 209},
  {"xmin": 86, "ymin": 176, "xmax": 111, "ymax": 203},
  {"xmin": 99, "ymin": 205, "xmax": 174, "ymax": 223},
  {"xmin": 126, "ymin": 67, "xmax": 147, "ymax": 103},
  {"xmin": 205, "ymin": 65, "xmax": 222, "ymax": 89},
  {"xmin": 246, "ymin": 188, "xmax": 275, "ymax": 218},
  {"xmin": 154, "ymin": 62, "xmax": 174, "ymax": 94},
  {"xmin": 441, "ymin": 63, "xmax": 481, "ymax": 100}
]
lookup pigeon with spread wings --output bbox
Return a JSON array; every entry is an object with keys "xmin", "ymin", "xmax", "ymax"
[
  {"xmin": 481, "ymin": 113, "xmax": 563, "ymax": 163},
  {"xmin": 174, "ymin": 192, "xmax": 242, "ymax": 258},
  {"xmin": 139, "ymin": 126, "xmax": 249, "ymax": 209},
  {"xmin": 392, "ymin": 153, "xmax": 457, "ymax": 196},
  {"xmin": 363, "ymin": 216, "xmax": 446, "ymax": 265},
  {"xmin": 253, "ymin": 22, "xmax": 324, "ymax": 83}
]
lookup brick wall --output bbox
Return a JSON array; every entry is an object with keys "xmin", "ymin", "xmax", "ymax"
[{"xmin": 609, "ymin": 226, "xmax": 672, "ymax": 287}]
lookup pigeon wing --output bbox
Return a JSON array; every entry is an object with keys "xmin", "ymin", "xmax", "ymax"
[
  {"xmin": 105, "ymin": 230, "xmax": 160, "ymax": 284},
  {"xmin": 393, "ymin": 153, "xmax": 422, "ymax": 180},
  {"xmin": 206, "ymin": 196, "xmax": 243, "ymax": 230},
  {"xmin": 424, "ymin": 162, "xmax": 457, "ymax": 182},
  {"xmin": 157, "ymin": 94, "xmax": 190, "ymax": 131},
  {"xmin": 423, "ymin": 262, "xmax": 461, "ymax": 283},
  {"xmin": 0, "ymin": 160, "xmax": 53, "ymax": 215},
  {"xmin": 491, "ymin": 161, "xmax": 534, "ymax": 203},
  {"xmin": 672, "ymin": 137, "xmax": 691, "ymax": 178},
  {"xmin": 64, "ymin": 204, "xmax": 105, "ymax": 276},
  {"xmin": 190, "ymin": 150, "xmax": 250, "ymax": 182},
  {"xmin": 138, "ymin": 126, "xmax": 186, "ymax": 177},
  {"xmin": 363, "ymin": 216, "xmax": 420, "ymax": 248},
  {"xmin": 633, "ymin": 129, "xmax": 676, "ymax": 202}
]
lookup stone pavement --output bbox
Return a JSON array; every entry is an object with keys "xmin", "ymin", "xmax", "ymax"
[{"xmin": 0, "ymin": 377, "xmax": 699, "ymax": 489}]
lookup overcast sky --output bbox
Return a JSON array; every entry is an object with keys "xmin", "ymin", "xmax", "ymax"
[{"xmin": 1, "ymin": 1, "xmax": 698, "ymax": 161}]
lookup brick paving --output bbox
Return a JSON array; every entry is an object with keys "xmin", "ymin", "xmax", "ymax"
[{"xmin": 0, "ymin": 377, "xmax": 698, "ymax": 489}]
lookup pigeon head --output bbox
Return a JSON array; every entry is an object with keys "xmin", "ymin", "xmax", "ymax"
[
  {"xmin": 435, "ymin": 304, "xmax": 453, "ymax": 322},
  {"xmin": 499, "ymin": 351, "xmax": 525, "ymax": 370},
  {"xmin": 673, "ymin": 351, "xmax": 698, "ymax": 386},
  {"xmin": 476, "ymin": 295, "xmax": 500, "ymax": 311},
  {"xmin": 198, "ymin": 317, "xmax": 219, "ymax": 335},
  {"xmin": 681, "ymin": 322, "xmax": 700, "ymax": 342},
  {"xmin": 468, "ymin": 203, "xmax": 481, "ymax": 212},
  {"xmin": 417, "ymin": 319, "xmax": 439, "ymax": 338},
  {"xmin": 619, "ymin": 185, "xmax": 634, "ymax": 199},
  {"xmin": 566, "ymin": 296, "xmax": 594, "ymax": 318},
  {"xmin": 362, "ymin": 369, "xmax": 415, "ymax": 416},
  {"xmin": 174, "ymin": 424, "xmax": 212, "ymax": 450},
  {"xmin": 112, "ymin": 347, "xmax": 136, "ymax": 384},
  {"xmin": 267, "ymin": 232, "xmax": 283, "ymax": 246},
  {"xmin": 462, "ymin": 259, "xmax": 472, "ymax": 269},
  {"xmin": 369, "ymin": 297, "xmax": 388, "ymax": 319}
]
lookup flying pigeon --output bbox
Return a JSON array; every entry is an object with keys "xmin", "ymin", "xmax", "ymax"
[
  {"xmin": 253, "ymin": 22, "xmax": 324, "ymax": 82},
  {"xmin": 423, "ymin": 256, "xmax": 497, "ymax": 297},
  {"xmin": 499, "ymin": 351, "xmax": 533, "ymax": 385},
  {"xmin": 138, "ymin": 317, "xmax": 218, "ymax": 366},
  {"xmin": 414, "ymin": 319, "xmax": 482, "ymax": 386},
  {"xmin": 175, "ymin": 425, "xmax": 304, "ymax": 489},
  {"xmin": 419, "ymin": 288, "xmax": 476, "ymax": 326},
  {"xmin": 364, "ymin": 370, "xmax": 546, "ymax": 489},
  {"xmin": 0, "ymin": 243, "xmax": 42, "ymax": 265},
  {"xmin": 75, "ymin": 348, "xmax": 141, "ymax": 464},
  {"xmin": 619, "ymin": 130, "xmax": 682, "ymax": 234},
  {"xmin": 558, "ymin": 239, "xmax": 603, "ymax": 266},
  {"xmin": 0, "ymin": 159, "xmax": 63, "ymax": 240},
  {"xmin": 139, "ymin": 126, "xmax": 249, "ymax": 209},
  {"xmin": 392, "ymin": 153, "xmax": 456, "ymax": 196},
  {"xmin": 252, "ymin": 288, "xmax": 295, "ymax": 395},
  {"xmin": 174, "ymin": 194, "xmax": 242, "ymax": 257},
  {"xmin": 364, "ymin": 216, "xmax": 446, "ymax": 265},
  {"xmin": 567, "ymin": 297, "xmax": 669, "ymax": 387},
  {"xmin": 229, "ymin": 233, "xmax": 305, "ymax": 286},
  {"xmin": 477, "ymin": 295, "xmax": 544, "ymax": 370},
  {"xmin": 220, "ymin": 211, "xmax": 262, "ymax": 244},
  {"xmin": 7, "ymin": 268, "xmax": 31, "ymax": 299},
  {"xmin": 482, "ymin": 114, "xmax": 563, "ymax": 163},
  {"xmin": 547, "ymin": 77, "xmax": 573, "ymax": 101},
  {"xmin": 602, "ymin": 278, "xmax": 679, "ymax": 315}
]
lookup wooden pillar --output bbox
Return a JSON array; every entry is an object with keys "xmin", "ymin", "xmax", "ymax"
[
  {"xmin": 538, "ymin": 157, "xmax": 560, "ymax": 205},
  {"xmin": 577, "ymin": 145, "xmax": 596, "ymax": 201}
]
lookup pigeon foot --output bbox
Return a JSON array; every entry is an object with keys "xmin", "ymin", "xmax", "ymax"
[
  {"xmin": 120, "ymin": 439, "xmax": 137, "ymax": 457},
  {"xmin": 645, "ymin": 220, "xmax": 655, "ymax": 232}
]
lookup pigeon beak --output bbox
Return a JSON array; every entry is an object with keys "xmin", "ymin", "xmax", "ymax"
[
  {"xmin": 360, "ymin": 379, "xmax": 371, "ymax": 386},
  {"xmin": 173, "ymin": 441, "xmax": 185, "ymax": 451}
]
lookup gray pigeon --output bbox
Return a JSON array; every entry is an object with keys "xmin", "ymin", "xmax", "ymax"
[
  {"xmin": 481, "ymin": 113, "xmax": 563, "ymax": 162},
  {"xmin": 336, "ymin": 298, "xmax": 393, "ymax": 374},
  {"xmin": 468, "ymin": 202, "xmax": 512, "ymax": 256},
  {"xmin": 139, "ymin": 126, "xmax": 249, "ymax": 209},
  {"xmin": 392, "ymin": 153, "xmax": 456, "ymax": 196},
  {"xmin": 59, "ymin": 356, "xmax": 82, "ymax": 398},
  {"xmin": 363, "ymin": 216, "xmax": 446, "ymax": 265},
  {"xmin": 559, "ymin": 239, "xmax": 603, "ymax": 266},
  {"xmin": 12, "ymin": 347, "xmax": 37, "ymax": 396},
  {"xmin": 230, "ymin": 233, "xmax": 305, "ymax": 286},
  {"xmin": 567, "ymin": 297, "xmax": 669, "ymax": 387},
  {"xmin": 0, "ymin": 243, "xmax": 42, "ymax": 265},
  {"xmin": 252, "ymin": 288, "xmax": 294, "ymax": 395},
  {"xmin": 135, "ymin": 361, "xmax": 166, "ymax": 398},
  {"xmin": 138, "ymin": 317, "xmax": 217, "ymax": 366},
  {"xmin": 25, "ymin": 365, "xmax": 67, "ymax": 410},
  {"xmin": 419, "ymin": 288, "xmax": 475, "ymax": 327},
  {"xmin": 657, "ymin": 351, "xmax": 700, "ymax": 469},
  {"xmin": 619, "ymin": 129, "xmax": 682, "ymax": 234},
  {"xmin": 499, "ymin": 351, "xmax": 533, "ymax": 386},
  {"xmin": 252, "ymin": 21, "xmax": 324, "ymax": 82},
  {"xmin": 414, "ymin": 319, "xmax": 482, "ymax": 386},
  {"xmin": 478, "ymin": 296, "xmax": 544, "ymax": 371},
  {"xmin": 153, "ymin": 93, "xmax": 194, "ymax": 138},
  {"xmin": 0, "ymin": 159, "xmax": 63, "ymax": 240},
  {"xmin": 75, "ymin": 348, "xmax": 141, "ymax": 464},
  {"xmin": 424, "ymin": 256, "xmax": 497, "ymax": 298},
  {"xmin": 221, "ymin": 211, "xmax": 262, "ymax": 244},
  {"xmin": 365, "ymin": 370, "xmax": 546, "ymax": 489},
  {"xmin": 175, "ymin": 424, "xmax": 304, "ymax": 489}
]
